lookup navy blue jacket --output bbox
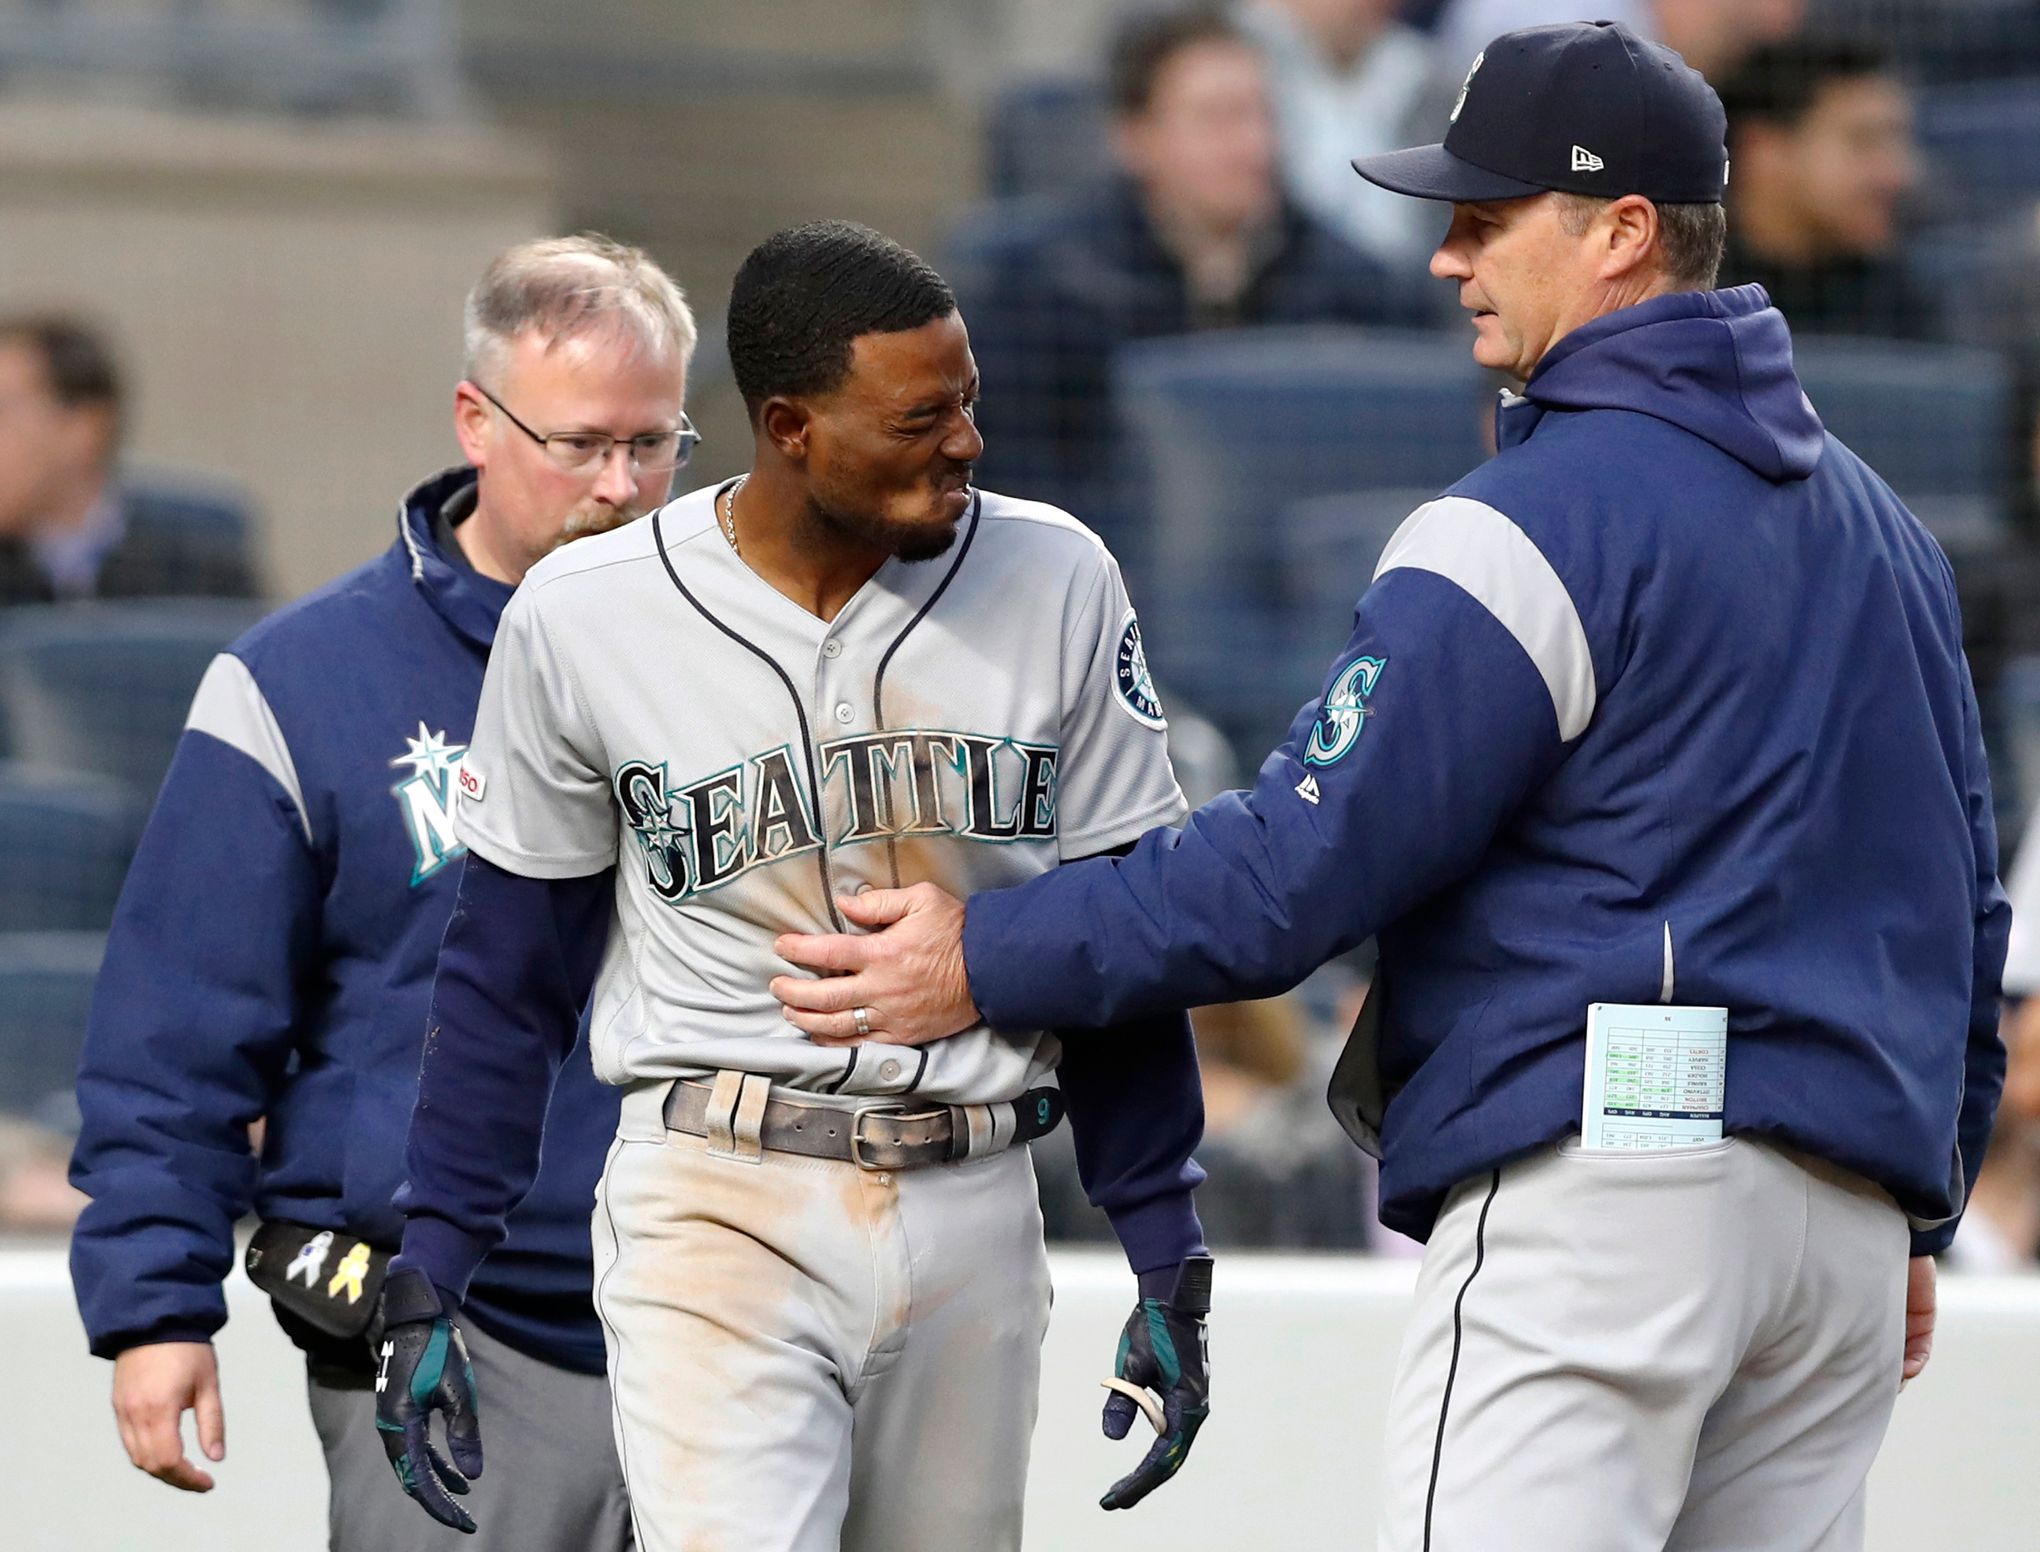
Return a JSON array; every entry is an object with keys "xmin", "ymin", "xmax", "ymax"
[
  {"xmin": 70, "ymin": 468, "xmax": 618, "ymax": 1372},
  {"xmin": 963, "ymin": 286, "xmax": 2008, "ymax": 1256}
]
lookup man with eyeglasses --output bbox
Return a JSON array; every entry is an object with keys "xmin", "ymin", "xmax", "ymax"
[{"xmin": 70, "ymin": 233, "xmax": 693, "ymax": 1550}]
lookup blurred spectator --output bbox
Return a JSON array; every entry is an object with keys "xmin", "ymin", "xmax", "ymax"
[
  {"xmin": 1985, "ymin": 205, "xmax": 2040, "ymax": 529},
  {"xmin": 0, "ymin": 317, "xmax": 259, "ymax": 605},
  {"xmin": 1946, "ymin": 994, "xmax": 2040, "ymax": 1270},
  {"xmin": 1716, "ymin": 37, "xmax": 1940, "ymax": 340},
  {"xmin": 966, "ymin": 3, "xmax": 1429, "ymax": 522},
  {"xmin": 1953, "ymin": 808, "xmax": 2040, "ymax": 1269},
  {"xmin": 0, "ymin": 1116, "xmax": 84, "ymax": 1232},
  {"xmin": 1432, "ymin": 0, "xmax": 1803, "ymax": 82},
  {"xmin": 1236, "ymin": 0, "xmax": 1441, "ymax": 265}
]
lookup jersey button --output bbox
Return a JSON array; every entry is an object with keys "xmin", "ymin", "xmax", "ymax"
[
  {"xmin": 822, "ymin": 639, "xmax": 843, "ymax": 659},
  {"xmin": 834, "ymin": 702, "xmax": 854, "ymax": 724},
  {"xmin": 878, "ymin": 1058, "xmax": 902, "ymax": 1082}
]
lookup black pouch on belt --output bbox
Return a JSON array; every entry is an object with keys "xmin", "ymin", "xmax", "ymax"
[{"xmin": 244, "ymin": 1220, "xmax": 393, "ymax": 1341}]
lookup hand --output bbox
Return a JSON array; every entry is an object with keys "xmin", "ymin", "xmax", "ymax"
[
  {"xmin": 1098, "ymin": 1257, "xmax": 1212, "ymax": 1511},
  {"xmin": 374, "ymin": 1267, "xmax": 484, "ymax": 1534},
  {"xmin": 770, "ymin": 882, "xmax": 979, "ymax": 1048},
  {"xmin": 111, "ymin": 1341, "xmax": 226, "ymax": 1492},
  {"xmin": 1901, "ymin": 1253, "xmax": 1935, "ymax": 1389}
]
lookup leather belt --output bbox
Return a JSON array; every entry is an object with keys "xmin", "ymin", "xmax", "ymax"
[{"xmin": 662, "ymin": 1075, "xmax": 1065, "ymax": 1171}]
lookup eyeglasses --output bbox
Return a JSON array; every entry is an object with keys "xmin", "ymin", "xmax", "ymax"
[{"xmin": 470, "ymin": 381, "xmax": 701, "ymax": 475}]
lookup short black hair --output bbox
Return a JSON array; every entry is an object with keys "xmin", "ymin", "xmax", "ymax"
[
  {"xmin": 726, "ymin": 220, "xmax": 955, "ymax": 418},
  {"xmin": 1107, "ymin": 3, "xmax": 1250, "ymax": 118},
  {"xmin": 0, "ymin": 314, "xmax": 124, "ymax": 456},
  {"xmin": 1717, "ymin": 37, "xmax": 1894, "ymax": 140}
]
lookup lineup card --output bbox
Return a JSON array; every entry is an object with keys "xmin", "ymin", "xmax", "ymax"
[{"xmin": 1581, "ymin": 1003, "xmax": 1728, "ymax": 1150}]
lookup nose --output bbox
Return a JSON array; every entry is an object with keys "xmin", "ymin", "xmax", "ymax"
[
  {"xmin": 1430, "ymin": 240, "xmax": 1470, "ymax": 281},
  {"xmin": 943, "ymin": 409, "xmax": 985, "ymax": 465},
  {"xmin": 592, "ymin": 442, "xmax": 639, "ymax": 505}
]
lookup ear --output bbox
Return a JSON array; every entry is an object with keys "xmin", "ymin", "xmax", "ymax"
[
  {"xmin": 453, "ymin": 381, "xmax": 492, "ymax": 469},
  {"xmin": 1599, "ymin": 195, "xmax": 1660, "ymax": 283},
  {"xmin": 759, "ymin": 396, "xmax": 812, "ymax": 464}
]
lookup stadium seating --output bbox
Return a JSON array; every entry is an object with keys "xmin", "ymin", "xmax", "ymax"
[
  {"xmin": 1279, "ymin": 486, "xmax": 1433, "ymax": 642},
  {"xmin": 1112, "ymin": 326, "xmax": 1489, "ymax": 747},
  {"xmin": 0, "ymin": 764, "xmax": 141, "ymax": 932},
  {"xmin": 1915, "ymin": 78, "xmax": 2040, "ymax": 219},
  {"xmin": 0, "ymin": 600, "xmax": 263, "ymax": 795},
  {"xmin": 0, "ymin": 930, "xmax": 104, "ymax": 1126},
  {"xmin": 981, "ymin": 76, "xmax": 1109, "ymax": 201},
  {"xmin": 1790, "ymin": 337, "xmax": 2013, "ymax": 505}
]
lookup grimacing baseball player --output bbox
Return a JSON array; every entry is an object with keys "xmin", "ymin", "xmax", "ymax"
[{"xmin": 377, "ymin": 220, "xmax": 1213, "ymax": 1550}]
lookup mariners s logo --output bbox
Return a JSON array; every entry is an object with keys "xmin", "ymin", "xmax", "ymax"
[
  {"xmin": 1304, "ymin": 656, "xmax": 1385, "ymax": 768},
  {"xmin": 390, "ymin": 721, "xmax": 468, "ymax": 885}
]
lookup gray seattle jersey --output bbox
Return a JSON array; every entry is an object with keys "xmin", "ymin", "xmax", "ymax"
[{"xmin": 455, "ymin": 482, "xmax": 1187, "ymax": 1109}]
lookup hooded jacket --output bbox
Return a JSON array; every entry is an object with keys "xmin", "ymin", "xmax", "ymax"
[
  {"xmin": 70, "ymin": 468, "xmax": 618, "ymax": 1372},
  {"xmin": 961, "ymin": 286, "xmax": 2008, "ymax": 1252}
]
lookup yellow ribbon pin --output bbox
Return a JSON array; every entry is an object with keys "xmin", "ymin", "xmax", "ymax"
[{"xmin": 328, "ymin": 1241, "xmax": 373, "ymax": 1304}]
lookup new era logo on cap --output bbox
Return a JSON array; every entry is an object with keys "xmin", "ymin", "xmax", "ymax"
[{"xmin": 1350, "ymin": 22, "xmax": 1728, "ymax": 207}]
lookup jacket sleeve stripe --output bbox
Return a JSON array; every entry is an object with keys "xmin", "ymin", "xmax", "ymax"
[
  {"xmin": 1373, "ymin": 495, "xmax": 1598, "ymax": 741},
  {"xmin": 185, "ymin": 652, "xmax": 313, "ymax": 845}
]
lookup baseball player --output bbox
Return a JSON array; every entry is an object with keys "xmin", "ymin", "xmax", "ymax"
[
  {"xmin": 771, "ymin": 26, "xmax": 2008, "ymax": 1552},
  {"xmin": 378, "ymin": 220, "xmax": 1212, "ymax": 1551},
  {"xmin": 69, "ymin": 234, "xmax": 696, "ymax": 1550}
]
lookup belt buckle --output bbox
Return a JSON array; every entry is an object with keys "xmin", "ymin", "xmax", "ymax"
[{"xmin": 849, "ymin": 1105, "xmax": 902, "ymax": 1171}]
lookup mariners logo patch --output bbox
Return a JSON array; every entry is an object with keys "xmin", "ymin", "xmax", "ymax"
[
  {"xmin": 1113, "ymin": 611, "xmax": 1167, "ymax": 730},
  {"xmin": 1304, "ymin": 656, "xmax": 1385, "ymax": 768},
  {"xmin": 390, "ymin": 722, "xmax": 468, "ymax": 886}
]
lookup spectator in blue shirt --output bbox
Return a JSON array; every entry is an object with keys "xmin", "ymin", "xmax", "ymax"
[{"xmin": 965, "ymin": 2, "xmax": 1431, "ymax": 525}]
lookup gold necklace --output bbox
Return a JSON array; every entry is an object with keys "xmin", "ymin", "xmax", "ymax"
[{"xmin": 720, "ymin": 474, "xmax": 749, "ymax": 556}]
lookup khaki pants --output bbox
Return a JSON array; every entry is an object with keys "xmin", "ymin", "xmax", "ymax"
[
  {"xmin": 1379, "ymin": 1137, "xmax": 1910, "ymax": 1552},
  {"xmin": 591, "ymin": 1113, "xmax": 1052, "ymax": 1552}
]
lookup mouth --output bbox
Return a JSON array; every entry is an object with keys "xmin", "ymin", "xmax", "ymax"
[{"xmin": 934, "ymin": 471, "xmax": 973, "ymax": 513}]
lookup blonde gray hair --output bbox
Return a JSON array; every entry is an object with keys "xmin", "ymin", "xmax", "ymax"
[
  {"xmin": 1553, "ymin": 194, "xmax": 1727, "ymax": 291},
  {"xmin": 463, "ymin": 234, "xmax": 697, "ymax": 386}
]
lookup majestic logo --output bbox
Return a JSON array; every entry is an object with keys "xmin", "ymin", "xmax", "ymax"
[
  {"xmin": 390, "ymin": 722, "xmax": 468, "ymax": 886},
  {"xmin": 1114, "ymin": 611, "xmax": 1167, "ymax": 730},
  {"xmin": 1450, "ymin": 51, "xmax": 1483, "ymax": 123},
  {"xmin": 616, "ymin": 728, "xmax": 1061, "ymax": 905},
  {"xmin": 1295, "ymin": 774, "xmax": 1321, "ymax": 806},
  {"xmin": 1303, "ymin": 656, "xmax": 1386, "ymax": 768},
  {"xmin": 1571, "ymin": 145, "xmax": 1605, "ymax": 173}
]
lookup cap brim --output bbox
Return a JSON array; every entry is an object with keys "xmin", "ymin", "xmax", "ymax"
[{"xmin": 1351, "ymin": 144, "xmax": 1547, "ymax": 203}]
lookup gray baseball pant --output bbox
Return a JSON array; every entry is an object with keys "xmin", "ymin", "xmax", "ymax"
[
  {"xmin": 305, "ymin": 1310, "xmax": 633, "ymax": 1552},
  {"xmin": 1378, "ymin": 1136, "xmax": 1910, "ymax": 1552},
  {"xmin": 591, "ymin": 1115, "xmax": 1054, "ymax": 1552}
]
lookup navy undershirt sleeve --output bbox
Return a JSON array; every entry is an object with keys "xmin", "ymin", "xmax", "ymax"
[
  {"xmin": 1054, "ymin": 844, "xmax": 1207, "ymax": 1279},
  {"xmin": 394, "ymin": 854, "xmax": 611, "ymax": 1302}
]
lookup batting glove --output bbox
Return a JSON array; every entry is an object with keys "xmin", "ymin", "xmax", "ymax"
[
  {"xmin": 373, "ymin": 1266, "xmax": 484, "ymax": 1534},
  {"xmin": 1099, "ymin": 1254, "xmax": 1212, "ymax": 1511}
]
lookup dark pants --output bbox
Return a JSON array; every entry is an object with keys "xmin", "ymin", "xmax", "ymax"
[{"xmin": 305, "ymin": 1314, "xmax": 634, "ymax": 1552}]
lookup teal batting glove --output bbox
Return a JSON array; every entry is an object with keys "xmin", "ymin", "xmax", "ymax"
[
  {"xmin": 373, "ymin": 1266, "xmax": 483, "ymax": 1534},
  {"xmin": 1099, "ymin": 1255, "xmax": 1212, "ymax": 1511}
]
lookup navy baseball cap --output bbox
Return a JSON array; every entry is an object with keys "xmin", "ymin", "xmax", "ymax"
[{"xmin": 1353, "ymin": 21, "xmax": 1728, "ymax": 205}]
